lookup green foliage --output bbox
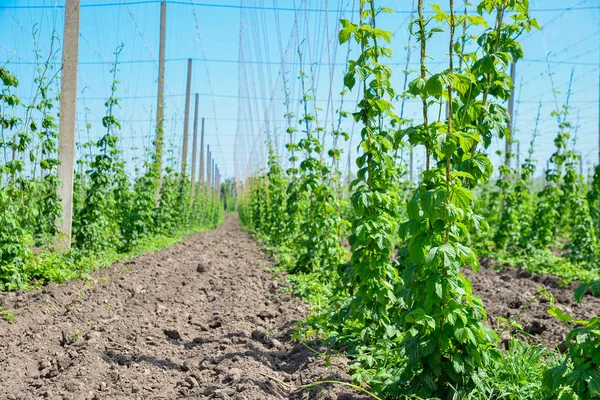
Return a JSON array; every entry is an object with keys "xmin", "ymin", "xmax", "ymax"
[
  {"xmin": 544, "ymin": 281, "xmax": 600, "ymax": 399},
  {"xmin": 282, "ymin": 147, "xmax": 306, "ymax": 247},
  {"xmin": 480, "ymin": 76, "xmax": 599, "ymax": 274},
  {"xmin": 486, "ymin": 247, "xmax": 600, "ymax": 284},
  {"xmin": 587, "ymin": 165, "xmax": 600, "ymax": 236},
  {"xmin": 240, "ymin": 40, "xmax": 349, "ymax": 295},
  {"xmin": 0, "ymin": 187, "xmax": 33, "ymax": 290},
  {"xmin": 290, "ymin": 49, "xmax": 347, "ymax": 278},
  {"xmin": 0, "ymin": 306, "xmax": 15, "ymax": 324},
  {"xmin": 514, "ymin": 124, "xmax": 540, "ymax": 249},
  {"xmin": 29, "ymin": 31, "xmax": 62, "ymax": 246},
  {"xmin": 574, "ymin": 279, "xmax": 600, "ymax": 303},
  {"xmin": 237, "ymin": 1, "xmax": 600, "ymax": 399},
  {"xmin": 73, "ymin": 45, "xmax": 125, "ymax": 254},
  {"xmin": 206, "ymin": 1, "xmax": 600, "ymax": 399},
  {"xmin": 494, "ymin": 114, "xmax": 535, "ymax": 251},
  {"xmin": 220, "ymin": 177, "xmax": 237, "ymax": 213},
  {"xmin": 122, "ymin": 153, "xmax": 160, "ymax": 250},
  {"xmin": 562, "ymin": 159, "xmax": 598, "ymax": 264},
  {"xmin": 154, "ymin": 166, "xmax": 184, "ymax": 236},
  {"xmin": 337, "ymin": 0, "xmax": 402, "ymax": 340},
  {"xmin": 264, "ymin": 148, "xmax": 288, "ymax": 246},
  {"xmin": 531, "ymin": 102, "xmax": 572, "ymax": 246},
  {"xmin": 386, "ymin": 0, "xmax": 539, "ymax": 395},
  {"xmin": 457, "ymin": 340, "xmax": 560, "ymax": 400},
  {"xmin": 494, "ymin": 163, "xmax": 520, "ymax": 249},
  {"xmin": 0, "ymin": 65, "xmax": 34, "ymax": 290},
  {"xmin": 0, "ymin": 43, "xmax": 224, "ymax": 291}
]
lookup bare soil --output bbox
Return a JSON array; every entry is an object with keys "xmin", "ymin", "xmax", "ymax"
[
  {"xmin": 1, "ymin": 215, "xmax": 598, "ymax": 400},
  {"xmin": 464, "ymin": 260, "xmax": 600, "ymax": 350},
  {"xmin": 0, "ymin": 215, "xmax": 366, "ymax": 400}
]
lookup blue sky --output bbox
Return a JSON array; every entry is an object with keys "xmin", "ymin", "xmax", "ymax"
[{"xmin": 1, "ymin": 0, "xmax": 599, "ymax": 182}]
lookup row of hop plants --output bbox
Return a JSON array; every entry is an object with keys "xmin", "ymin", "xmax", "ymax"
[
  {"xmin": 239, "ymin": 0, "xmax": 600, "ymax": 399},
  {"xmin": 239, "ymin": 45, "xmax": 351, "ymax": 288},
  {"xmin": 482, "ymin": 60, "xmax": 600, "ymax": 279},
  {"xmin": 0, "ymin": 42, "xmax": 223, "ymax": 291}
]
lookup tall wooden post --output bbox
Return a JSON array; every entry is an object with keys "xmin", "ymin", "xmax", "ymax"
[
  {"xmin": 56, "ymin": 0, "xmax": 80, "ymax": 249},
  {"xmin": 199, "ymin": 117, "xmax": 205, "ymax": 182},
  {"xmin": 506, "ymin": 62, "xmax": 516, "ymax": 175},
  {"xmin": 181, "ymin": 58, "xmax": 192, "ymax": 176},
  {"xmin": 218, "ymin": 169, "xmax": 221, "ymax": 197},
  {"xmin": 190, "ymin": 93, "xmax": 199, "ymax": 201},
  {"xmin": 155, "ymin": 0, "xmax": 167, "ymax": 193},
  {"xmin": 210, "ymin": 160, "xmax": 215, "ymax": 189},
  {"xmin": 206, "ymin": 146, "xmax": 211, "ymax": 188}
]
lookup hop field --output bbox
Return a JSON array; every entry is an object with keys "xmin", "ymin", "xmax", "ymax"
[{"xmin": 1, "ymin": 0, "xmax": 599, "ymax": 399}]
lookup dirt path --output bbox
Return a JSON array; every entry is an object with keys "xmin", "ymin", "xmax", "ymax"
[
  {"xmin": 1, "ymin": 215, "xmax": 598, "ymax": 400},
  {"xmin": 0, "ymin": 215, "xmax": 364, "ymax": 400}
]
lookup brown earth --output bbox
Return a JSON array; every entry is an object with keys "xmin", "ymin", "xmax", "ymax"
[
  {"xmin": 1, "ymin": 215, "xmax": 599, "ymax": 400},
  {"xmin": 0, "ymin": 215, "xmax": 366, "ymax": 400},
  {"xmin": 464, "ymin": 260, "xmax": 600, "ymax": 350}
]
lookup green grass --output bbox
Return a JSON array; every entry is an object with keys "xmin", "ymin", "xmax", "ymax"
[{"xmin": 13, "ymin": 217, "xmax": 223, "ymax": 292}]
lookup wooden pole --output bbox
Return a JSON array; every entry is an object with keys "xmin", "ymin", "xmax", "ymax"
[
  {"xmin": 199, "ymin": 117, "xmax": 205, "ymax": 182},
  {"xmin": 56, "ymin": 0, "xmax": 80, "ymax": 249},
  {"xmin": 210, "ymin": 160, "xmax": 215, "ymax": 189},
  {"xmin": 181, "ymin": 58, "xmax": 192, "ymax": 176},
  {"xmin": 206, "ymin": 146, "xmax": 211, "ymax": 188},
  {"xmin": 217, "ymin": 168, "xmax": 220, "ymax": 199},
  {"xmin": 155, "ymin": 0, "xmax": 167, "ymax": 194},
  {"xmin": 506, "ymin": 62, "xmax": 516, "ymax": 175},
  {"xmin": 190, "ymin": 93, "xmax": 199, "ymax": 201}
]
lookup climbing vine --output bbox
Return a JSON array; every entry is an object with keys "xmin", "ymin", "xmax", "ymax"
[{"xmin": 336, "ymin": 0, "xmax": 401, "ymax": 341}]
